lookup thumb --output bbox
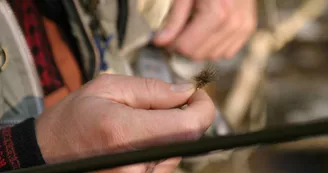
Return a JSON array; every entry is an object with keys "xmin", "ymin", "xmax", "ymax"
[{"xmin": 83, "ymin": 74, "xmax": 196, "ymax": 109}]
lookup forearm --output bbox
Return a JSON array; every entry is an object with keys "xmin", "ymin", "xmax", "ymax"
[{"xmin": 0, "ymin": 118, "xmax": 45, "ymax": 171}]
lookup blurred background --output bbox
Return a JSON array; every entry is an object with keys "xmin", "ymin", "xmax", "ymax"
[
  {"xmin": 4, "ymin": 0, "xmax": 328, "ymax": 172},
  {"xmin": 171, "ymin": 0, "xmax": 328, "ymax": 172},
  {"xmin": 79, "ymin": 0, "xmax": 328, "ymax": 172}
]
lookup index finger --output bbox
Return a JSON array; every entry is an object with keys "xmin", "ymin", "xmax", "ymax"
[
  {"xmin": 152, "ymin": 0, "xmax": 194, "ymax": 46},
  {"xmin": 184, "ymin": 89, "xmax": 216, "ymax": 129},
  {"xmin": 133, "ymin": 90, "xmax": 215, "ymax": 147}
]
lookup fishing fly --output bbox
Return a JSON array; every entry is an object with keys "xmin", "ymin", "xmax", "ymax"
[{"xmin": 192, "ymin": 62, "xmax": 219, "ymax": 89}]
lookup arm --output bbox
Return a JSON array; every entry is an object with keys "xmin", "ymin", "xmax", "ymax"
[{"xmin": 0, "ymin": 74, "xmax": 214, "ymax": 173}]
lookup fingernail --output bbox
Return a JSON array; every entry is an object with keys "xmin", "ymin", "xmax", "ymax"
[{"xmin": 171, "ymin": 83, "xmax": 195, "ymax": 92}]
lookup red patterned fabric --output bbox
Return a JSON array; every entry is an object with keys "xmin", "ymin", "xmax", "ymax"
[
  {"xmin": 10, "ymin": 0, "xmax": 64, "ymax": 95},
  {"xmin": 0, "ymin": 128, "xmax": 20, "ymax": 169},
  {"xmin": 0, "ymin": 118, "xmax": 46, "ymax": 171}
]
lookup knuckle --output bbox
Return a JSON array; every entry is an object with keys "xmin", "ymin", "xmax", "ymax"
[
  {"xmin": 208, "ymin": 1, "xmax": 225, "ymax": 21},
  {"xmin": 82, "ymin": 74, "xmax": 111, "ymax": 92},
  {"xmin": 199, "ymin": 1, "xmax": 225, "ymax": 28},
  {"xmin": 80, "ymin": 80, "xmax": 97, "ymax": 93},
  {"xmin": 144, "ymin": 78, "xmax": 159, "ymax": 96},
  {"xmin": 214, "ymin": 12, "xmax": 226, "ymax": 27},
  {"xmin": 211, "ymin": 11, "xmax": 226, "ymax": 28},
  {"xmin": 95, "ymin": 74, "xmax": 111, "ymax": 84}
]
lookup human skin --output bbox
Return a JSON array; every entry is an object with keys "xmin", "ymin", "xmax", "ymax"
[
  {"xmin": 153, "ymin": 0, "xmax": 257, "ymax": 61},
  {"xmin": 35, "ymin": 74, "xmax": 215, "ymax": 173}
]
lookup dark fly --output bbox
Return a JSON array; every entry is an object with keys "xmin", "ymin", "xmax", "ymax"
[{"xmin": 193, "ymin": 62, "xmax": 219, "ymax": 89}]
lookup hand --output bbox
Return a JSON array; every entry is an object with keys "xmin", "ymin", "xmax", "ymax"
[
  {"xmin": 35, "ymin": 74, "xmax": 215, "ymax": 173},
  {"xmin": 153, "ymin": 0, "xmax": 257, "ymax": 61}
]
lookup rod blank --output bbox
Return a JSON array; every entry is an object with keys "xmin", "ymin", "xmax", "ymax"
[{"xmin": 5, "ymin": 120, "xmax": 328, "ymax": 173}]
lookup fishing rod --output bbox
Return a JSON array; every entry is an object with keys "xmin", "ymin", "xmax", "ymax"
[{"xmin": 5, "ymin": 119, "xmax": 328, "ymax": 173}]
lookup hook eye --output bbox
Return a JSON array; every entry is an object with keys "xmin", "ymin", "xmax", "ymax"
[{"xmin": 0, "ymin": 47, "xmax": 8, "ymax": 72}]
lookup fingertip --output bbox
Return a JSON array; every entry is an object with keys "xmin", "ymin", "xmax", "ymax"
[
  {"xmin": 153, "ymin": 29, "xmax": 175, "ymax": 46},
  {"xmin": 185, "ymin": 90, "xmax": 216, "ymax": 129},
  {"xmin": 153, "ymin": 0, "xmax": 193, "ymax": 47},
  {"xmin": 187, "ymin": 89, "xmax": 215, "ymax": 115}
]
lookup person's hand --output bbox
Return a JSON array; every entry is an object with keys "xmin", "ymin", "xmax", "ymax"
[
  {"xmin": 153, "ymin": 0, "xmax": 257, "ymax": 61},
  {"xmin": 35, "ymin": 74, "xmax": 215, "ymax": 173}
]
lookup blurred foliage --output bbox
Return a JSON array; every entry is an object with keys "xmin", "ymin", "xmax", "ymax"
[
  {"xmin": 181, "ymin": 1, "xmax": 328, "ymax": 173},
  {"xmin": 212, "ymin": 0, "xmax": 328, "ymax": 127}
]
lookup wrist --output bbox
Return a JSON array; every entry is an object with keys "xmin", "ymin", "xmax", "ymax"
[{"xmin": 0, "ymin": 118, "xmax": 46, "ymax": 171}]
